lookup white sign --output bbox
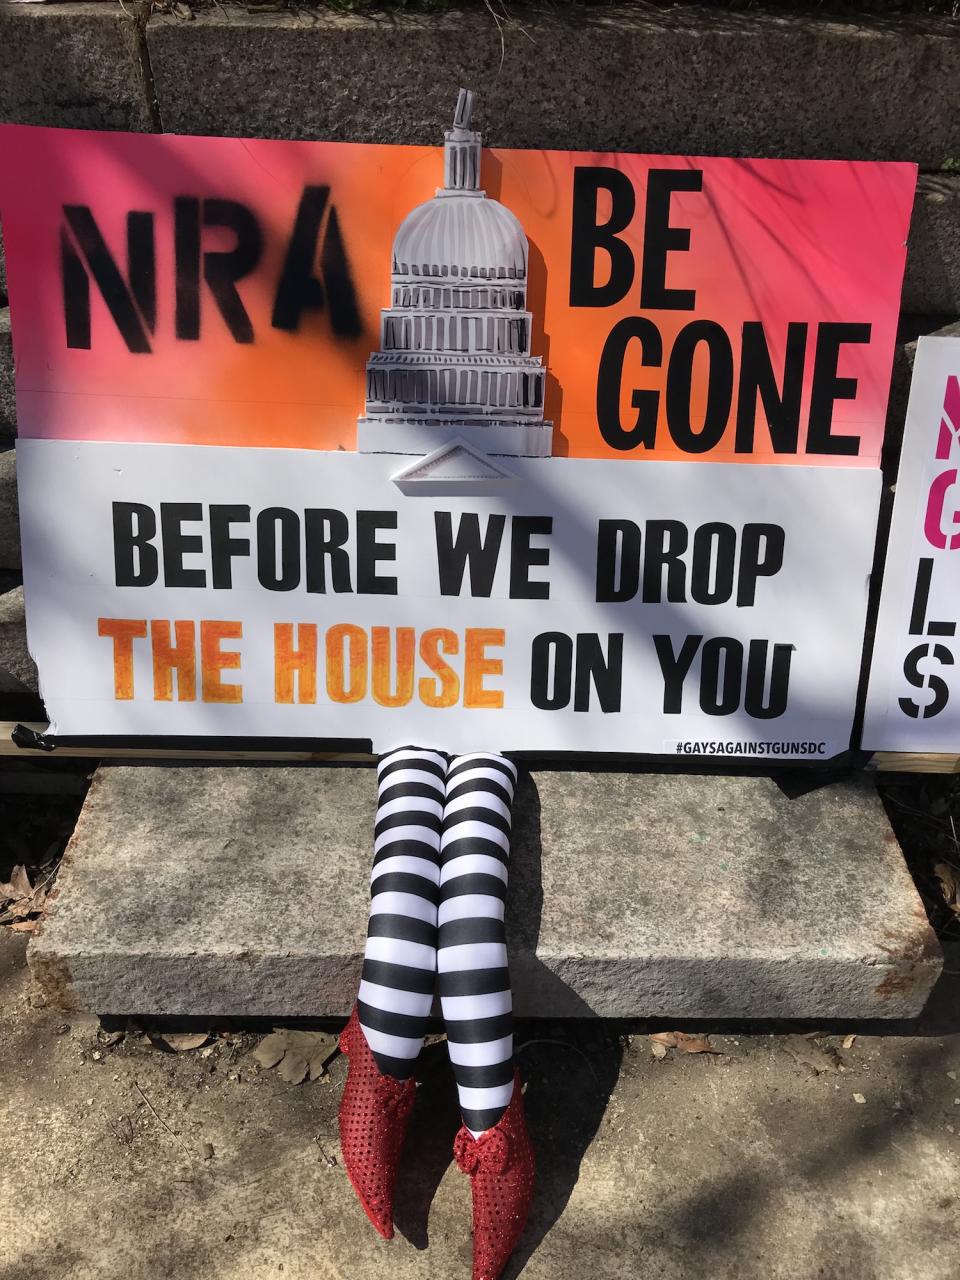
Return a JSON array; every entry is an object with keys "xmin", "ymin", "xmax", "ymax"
[
  {"xmin": 864, "ymin": 336, "xmax": 960, "ymax": 751},
  {"xmin": 18, "ymin": 439, "xmax": 881, "ymax": 758}
]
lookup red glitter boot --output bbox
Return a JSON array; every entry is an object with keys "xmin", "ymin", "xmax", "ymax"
[
  {"xmin": 337, "ymin": 1005, "xmax": 416, "ymax": 1239},
  {"xmin": 453, "ymin": 1072, "xmax": 536, "ymax": 1280}
]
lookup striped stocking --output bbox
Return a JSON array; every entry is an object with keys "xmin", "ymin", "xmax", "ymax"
[
  {"xmin": 438, "ymin": 752, "xmax": 518, "ymax": 1137},
  {"xmin": 357, "ymin": 747, "xmax": 446, "ymax": 1079}
]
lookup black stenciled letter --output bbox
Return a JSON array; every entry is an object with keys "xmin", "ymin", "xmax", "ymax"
[
  {"xmin": 257, "ymin": 508, "xmax": 300, "ymax": 592},
  {"xmin": 530, "ymin": 632, "xmax": 573, "ymax": 710},
  {"xmin": 640, "ymin": 169, "xmax": 702, "ymax": 312},
  {"xmin": 509, "ymin": 517, "xmax": 552, "ymax": 600},
  {"xmin": 653, "ymin": 633, "xmax": 702, "ymax": 713},
  {"xmin": 690, "ymin": 523, "xmax": 737, "ymax": 606},
  {"xmin": 435, "ymin": 513, "xmax": 506, "ymax": 597},
  {"xmin": 597, "ymin": 316, "xmax": 662, "ymax": 451},
  {"xmin": 596, "ymin": 519, "xmax": 641, "ymax": 602},
  {"xmin": 574, "ymin": 633, "xmax": 624, "ymax": 713},
  {"xmin": 699, "ymin": 637, "xmax": 742, "ymax": 715},
  {"xmin": 569, "ymin": 167, "xmax": 635, "ymax": 308},
  {"xmin": 160, "ymin": 503, "xmax": 206, "ymax": 588},
  {"xmin": 272, "ymin": 186, "xmax": 362, "ymax": 339},
  {"xmin": 113, "ymin": 502, "xmax": 159, "ymax": 586},
  {"xmin": 807, "ymin": 322, "xmax": 871, "ymax": 456},
  {"xmin": 735, "ymin": 321, "xmax": 807, "ymax": 454},
  {"xmin": 209, "ymin": 505, "xmax": 251, "ymax": 590},
  {"xmin": 899, "ymin": 643, "xmax": 953, "ymax": 719},
  {"xmin": 744, "ymin": 640, "xmax": 793, "ymax": 719},
  {"xmin": 305, "ymin": 509, "xmax": 353, "ymax": 594},
  {"xmin": 62, "ymin": 207, "xmax": 155, "ymax": 353},
  {"xmin": 175, "ymin": 197, "xmax": 263, "ymax": 342},
  {"xmin": 666, "ymin": 321, "xmax": 733, "ymax": 454},
  {"xmin": 643, "ymin": 521, "xmax": 689, "ymax": 604},
  {"xmin": 357, "ymin": 511, "xmax": 398, "ymax": 595},
  {"xmin": 737, "ymin": 525, "xmax": 785, "ymax": 606}
]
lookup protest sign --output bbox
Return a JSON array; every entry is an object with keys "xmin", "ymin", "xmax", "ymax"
[
  {"xmin": 863, "ymin": 337, "xmax": 960, "ymax": 752},
  {"xmin": 0, "ymin": 101, "xmax": 915, "ymax": 755}
]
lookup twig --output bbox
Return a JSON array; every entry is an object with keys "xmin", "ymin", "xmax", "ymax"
[
  {"xmin": 481, "ymin": 0, "xmax": 507, "ymax": 76},
  {"xmin": 134, "ymin": 1081, "xmax": 193, "ymax": 1159}
]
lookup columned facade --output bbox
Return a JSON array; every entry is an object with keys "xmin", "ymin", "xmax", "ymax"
[{"xmin": 357, "ymin": 89, "xmax": 553, "ymax": 458}]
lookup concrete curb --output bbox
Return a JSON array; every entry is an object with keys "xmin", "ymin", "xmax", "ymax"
[
  {"xmin": 0, "ymin": 310, "xmax": 13, "ymax": 445},
  {"xmin": 903, "ymin": 174, "xmax": 960, "ymax": 316},
  {"xmin": 0, "ymin": 448, "xmax": 19, "ymax": 572},
  {"xmin": 0, "ymin": 1, "xmax": 154, "ymax": 133},
  {"xmin": 0, "ymin": 585, "xmax": 37, "ymax": 695},
  {"xmin": 144, "ymin": 6, "xmax": 960, "ymax": 167},
  {"xmin": 29, "ymin": 765, "xmax": 942, "ymax": 1020}
]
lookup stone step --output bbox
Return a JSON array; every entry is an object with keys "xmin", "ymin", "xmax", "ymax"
[
  {"xmin": 0, "ymin": 448, "xmax": 20, "ymax": 570},
  {"xmin": 29, "ymin": 765, "xmax": 941, "ymax": 1020},
  {"xmin": 145, "ymin": 7, "xmax": 960, "ymax": 168},
  {"xmin": 904, "ymin": 175, "xmax": 960, "ymax": 316},
  {"xmin": 0, "ymin": 584, "xmax": 35, "ymax": 695},
  {"xmin": 0, "ymin": 308, "xmax": 14, "ymax": 445}
]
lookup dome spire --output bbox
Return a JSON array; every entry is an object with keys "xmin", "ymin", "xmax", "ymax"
[{"xmin": 443, "ymin": 88, "xmax": 481, "ymax": 193}]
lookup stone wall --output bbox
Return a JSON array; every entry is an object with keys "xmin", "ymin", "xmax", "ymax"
[{"xmin": 1, "ymin": 3, "xmax": 959, "ymax": 430}]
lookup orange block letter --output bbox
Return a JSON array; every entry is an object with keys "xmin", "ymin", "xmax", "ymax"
[
  {"xmin": 200, "ymin": 620, "xmax": 243, "ymax": 703},
  {"xmin": 464, "ymin": 628, "xmax": 505, "ymax": 709},
  {"xmin": 275, "ymin": 623, "xmax": 318, "ymax": 704},
  {"xmin": 326, "ymin": 623, "xmax": 367, "ymax": 703},
  {"xmin": 150, "ymin": 619, "xmax": 197, "ymax": 702},
  {"xmin": 372, "ymin": 626, "xmax": 415, "ymax": 708},
  {"xmin": 419, "ymin": 629, "xmax": 460, "ymax": 708},
  {"xmin": 97, "ymin": 617, "xmax": 147, "ymax": 700}
]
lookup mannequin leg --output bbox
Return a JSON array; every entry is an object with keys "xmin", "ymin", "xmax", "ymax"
[
  {"xmin": 439, "ymin": 753, "xmax": 535, "ymax": 1280},
  {"xmin": 338, "ymin": 745, "xmax": 446, "ymax": 1240},
  {"xmin": 358, "ymin": 745, "xmax": 446, "ymax": 1076},
  {"xmin": 437, "ymin": 752, "xmax": 518, "ymax": 1135}
]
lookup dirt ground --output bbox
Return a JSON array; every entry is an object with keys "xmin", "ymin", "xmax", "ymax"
[
  {"xmin": 2, "ymin": 923, "xmax": 959, "ymax": 1280},
  {"xmin": 3, "ymin": 768, "xmax": 960, "ymax": 1278}
]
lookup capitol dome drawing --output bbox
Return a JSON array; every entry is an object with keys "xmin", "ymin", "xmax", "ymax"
[{"xmin": 357, "ymin": 89, "xmax": 554, "ymax": 459}]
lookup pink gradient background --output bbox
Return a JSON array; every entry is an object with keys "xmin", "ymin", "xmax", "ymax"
[{"xmin": 0, "ymin": 125, "xmax": 916, "ymax": 464}]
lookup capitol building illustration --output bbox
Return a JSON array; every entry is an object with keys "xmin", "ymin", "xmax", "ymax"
[{"xmin": 357, "ymin": 90, "xmax": 553, "ymax": 459}]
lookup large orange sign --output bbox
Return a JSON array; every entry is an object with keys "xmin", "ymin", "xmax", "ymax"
[{"xmin": 0, "ymin": 123, "xmax": 914, "ymax": 465}]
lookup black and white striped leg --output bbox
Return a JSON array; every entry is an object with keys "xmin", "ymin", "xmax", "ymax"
[
  {"xmin": 358, "ymin": 747, "xmax": 446, "ymax": 1080},
  {"xmin": 438, "ymin": 752, "xmax": 518, "ymax": 1137}
]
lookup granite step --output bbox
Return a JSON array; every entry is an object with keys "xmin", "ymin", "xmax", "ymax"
[{"xmin": 29, "ymin": 765, "xmax": 942, "ymax": 1020}]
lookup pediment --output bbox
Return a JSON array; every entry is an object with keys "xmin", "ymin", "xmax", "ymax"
[{"xmin": 392, "ymin": 438, "xmax": 515, "ymax": 495}]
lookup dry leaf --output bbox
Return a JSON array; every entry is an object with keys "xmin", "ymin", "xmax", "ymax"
[
  {"xmin": 673, "ymin": 1032, "xmax": 721, "ymax": 1055},
  {"xmin": 785, "ymin": 1035, "xmax": 840, "ymax": 1075},
  {"xmin": 0, "ymin": 865, "xmax": 33, "ymax": 901},
  {"xmin": 842, "ymin": 1034, "xmax": 857, "ymax": 1050},
  {"xmin": 0, "ymin": 864, "xmax": 52, "ymax": 926},
  {"xmin": 650, "ymin": 1032, "xmax": 679, "ymax": 1048},
  {"xmin": 252, "ymin": 1030, "xmax": 335, "ymax": 1084},
  {"xmin": 156, "ymin": 1033, "xmax": 210, "ymax": 1053},
  {"xmin": 934, "ymin": 863, "xmax": 960, "ymax": 915},
  {"xmin": 252, "ymin": 1033, "xmax": 287, "ymax": 1070},
  {"xmin": 9, "ymin": 919, "xmax": 37, "ymax": 933},
  {"xmin": 649, "ymin": 1031, "xmax": 721, "ymax": 1056}
]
